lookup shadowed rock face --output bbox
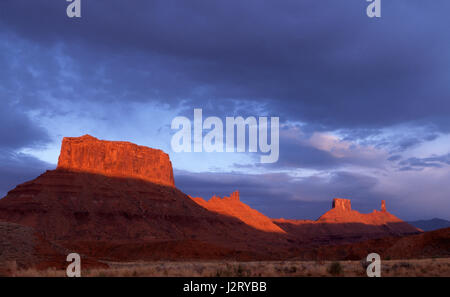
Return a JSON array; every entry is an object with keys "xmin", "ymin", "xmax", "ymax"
[
  {"xmin": 0, "ymin": 170, "xmax": 294, "ymax": 262},
  {"xmin": 0, "ymin": 222, "xmax": 107, "ymax": 274},
  {"xmin": 309, "ymin": 227, "xmax": 450, "ymax": 261},
  {"xmin": 57, "ymin": 135, "xmax": 174, "ymax": 187}
]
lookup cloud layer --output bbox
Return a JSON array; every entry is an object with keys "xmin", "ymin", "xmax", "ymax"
[{"xmin": 0, "ymin": 1, "xmax": 449, "ymax": 220}]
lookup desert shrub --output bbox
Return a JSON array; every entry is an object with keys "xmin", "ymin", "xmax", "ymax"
[
  {"xmin": 214, "ymin": 264, "xmax": 251, "ymax": 277},
  {"xmin": 399, "ymin": 262, "xmax": 411, "ymax": 268},
  {"xmin": 236, "ymin": 264, "xmax": 244, "ymax": 276},
  {"xmin": 283, "ymin": 266, "xmax": 297, "ymax": 274},
  {"xmin": 327, "ymin": 262, "xmax": 342, "ymax": 276},
  {"xmin": 215, "ymin": 264, "xmax": 234, "ymax": 277},
  {"xmin": 235, "ymin": 264, "xmax": 251, "ymax": 277}
]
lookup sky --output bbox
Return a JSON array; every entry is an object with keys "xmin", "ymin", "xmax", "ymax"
[{"xmin": 0, "ymin": 0, "xmax": 449, "ymax": 221}]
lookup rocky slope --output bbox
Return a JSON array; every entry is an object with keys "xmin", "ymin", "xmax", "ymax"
[
  {"xmin": 0, "ymin": 222, "xmax": 107, "ymax": 276},
  {"xmin": 0, "ymin": 135, "xmax": 426, "ymax": 268},
  {"xmin": 190, "ymin": 191, "xmax": 285, "ymax": 233},
  {"xmin": 0, "ymin": 136, "xmax": 292, "ymax": 263}
]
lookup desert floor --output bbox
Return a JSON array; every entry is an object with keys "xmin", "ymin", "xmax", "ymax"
[{"xmin": 9, "ymin": 258, "xmax": 450, "ymax": 277}]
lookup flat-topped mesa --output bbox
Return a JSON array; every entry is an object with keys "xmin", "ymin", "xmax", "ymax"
[
  {"xmin": 332, "ymin": 198, "xmax": 351, "ymax": 211},
  {"xmin": 57, "ymin": 135, "xmax": 175, "ymax": 187}
]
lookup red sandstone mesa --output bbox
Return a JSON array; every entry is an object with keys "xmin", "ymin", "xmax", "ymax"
[
  {"xmin": 273, "ymin": 198, "xmax": 420, "ymax": 245},
  {"xmin": 0, "ymin": 135, "xmax": 290, "ymax": 262},
  {"xmin": 57, "ymin": 135, "xmax": 174, "ymax": 187},
  {"xmin": 0, "ymin": 135, "xmax": 424, "ymax": 267},
  {"xmin": 332, "ymin": 198, "xmax": 352, "ymax": 211},
  {"xmin": 317, "ymin": 198, "xmax": 407, "ymax": 225}
]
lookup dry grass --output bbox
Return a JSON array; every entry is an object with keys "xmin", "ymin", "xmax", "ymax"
[{"xmin": 11, "ymin": 258, "xmax": 450, "ymax": 277}]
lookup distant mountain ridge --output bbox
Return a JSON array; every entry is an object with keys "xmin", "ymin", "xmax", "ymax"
[{"xmin": 408, "ymin": 218, "xmax": 450, "ymax": 231}]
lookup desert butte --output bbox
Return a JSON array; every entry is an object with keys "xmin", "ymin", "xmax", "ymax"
[{"xmin": 0, "ymin": 135, "xmax": 448, "ymax": 273}]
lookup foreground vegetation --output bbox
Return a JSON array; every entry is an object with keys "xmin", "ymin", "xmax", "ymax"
[{"xmin": 6, "ymin": 258, "xmax": 449, "ymax": 277}]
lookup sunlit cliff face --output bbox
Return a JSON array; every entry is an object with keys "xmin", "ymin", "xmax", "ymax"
[{"xmin": 57, "ymin": 135, "xmax": 175, "ymax": 187}]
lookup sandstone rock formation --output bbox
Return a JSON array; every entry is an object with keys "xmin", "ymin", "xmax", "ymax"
[
  {"xmin": 381, "ymin": 200, "xmax": 387, "ymax": 212},
  {"xmin": 332, "ymin": 198, "xmax": 352, "ymax": 211},
  {"xmin": 0, "ymin": 135, "xmax": 424, "ymax": 268},
  {"xmin": 0, "ymin": 136, "xmax": 291, "ymax": 264},
  {"xmin": 57, "ymin": 135, "xmax": 174, "ymax": 187},
  {"xmin": 274, "ymin": 198, "xmax": 420, "ymax": 245},
  {"xmin": 191, "ymin": 191, "xmax": 285, "ymax": 233},
  {"xmin": 316, "ymin": 198, "xmax": 407, "ymax": 225}
]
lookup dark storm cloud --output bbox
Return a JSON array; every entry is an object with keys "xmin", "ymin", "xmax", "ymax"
[
  {"xmin": 175, "ymin": 169, "xmax": 380, "ymax": 219},
  {"xmin": 0, "ymin": 103, "xmax": 50, "ymax": 150},
  {"xmin": 0, "ymin": 40, "xmax": 52, "ymax": 187},
  {"xmin": 0, "ymin": 150, "xmax": 54, "ymax": 198},
  {"xmin": 1, "ymin": 0, "xmax": 449, "ymax": 133},
  {"xmin": 0, "ymin": 33, "xmax": 53, "ymax": 196},
  {"xmin": 0, "ymin": 1, "xmax": 449, "ymax": 220},
  {"xmin": 0, "ymin": 33, "xmax": 51, "ymax": 150}
]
